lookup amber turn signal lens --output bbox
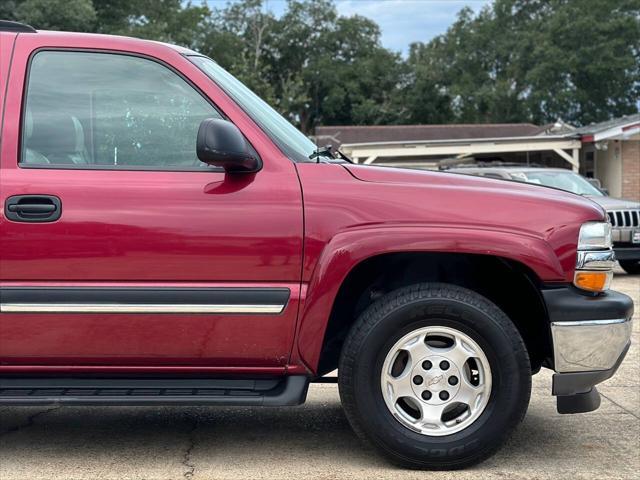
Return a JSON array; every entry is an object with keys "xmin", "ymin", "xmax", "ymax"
[{"xmin": 574, "ymin": 271, "xmax": 612, "ymax": 292}]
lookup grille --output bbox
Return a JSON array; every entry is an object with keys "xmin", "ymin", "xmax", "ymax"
[{"xmin": 607, "ymin": 209, "xmax": 640, "ymax": 228}]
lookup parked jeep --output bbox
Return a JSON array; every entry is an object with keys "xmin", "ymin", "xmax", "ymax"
[
  {"xmin": 0, "ymin": 22, "xmax": 634, "ymax": 470},
  {"xmin": 450, "ymin": 165, "xmax": 640, "ymax": 274}
]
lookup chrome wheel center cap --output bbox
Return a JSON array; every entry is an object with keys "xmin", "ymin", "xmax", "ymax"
[{"xmin": 410, "ymin": 355, "xmax": 461, "ymax": 404}]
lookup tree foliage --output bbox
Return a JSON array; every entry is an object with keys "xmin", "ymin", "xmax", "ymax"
[
  {"xmin": 7, "ymin": 0, "xmax": 96, "ymax": 31},
  {"xmin": 5, "ymin": 0, "xmax": 639, "ymax": 129},
  {"xmin": 404, "ymin": 0, "xmax": 640, "ymax": 126}
]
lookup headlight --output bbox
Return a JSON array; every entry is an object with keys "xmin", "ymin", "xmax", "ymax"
[
  {"xmin": 574, "ymin": 222, "xmax": 614, "ymax": 293},
  {"xmin": 578, "ymin": 222, "xmax": 612, "ymax": 250}
]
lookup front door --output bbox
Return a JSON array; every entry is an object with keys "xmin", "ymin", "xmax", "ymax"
[{"xmin": 0, "ymin": 42, "xmax": 303, "ymax": 369}]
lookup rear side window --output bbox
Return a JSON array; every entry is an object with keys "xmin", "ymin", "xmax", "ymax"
[{"xmin": 21, "ymin": 51, "xmax": 221, "ymax": 169}]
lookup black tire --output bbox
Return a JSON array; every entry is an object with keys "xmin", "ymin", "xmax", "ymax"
[
  {"xmin": 338, "ymin": 282, "xmax": 531, "ymax": 470},
  {"xmin": 619, "ymin": 260, "xmax": 640, "ymax": 275}
]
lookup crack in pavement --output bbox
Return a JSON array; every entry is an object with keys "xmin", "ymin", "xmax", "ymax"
[
  {"xmin": 181, "ymin": 415, "xmax": 199, "ymax": 479},
  {"xmin": 0, "ymin": 406, "xmax": 60, "ymax": 437},
  {"xmin": 599, "ymin": 391, "xmax": 640, "ymax": 420}
]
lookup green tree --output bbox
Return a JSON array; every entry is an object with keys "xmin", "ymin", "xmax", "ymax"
[
  {"xmin": 5, "ymin": 0, "xmax": 638, "ymax": 128},
  {"xmin": 200, "ymin": 0, "xmax": 277, "ymax": 103},
  {"xmin": 266, "ymin": 0, "xmax": 404, "ymax": 132},
  {"xmin": 312, "ymin": 14, "xmax": 405, "ymax": 127},
  {"xmin": 13, "ymin": 0, "xmax": 96, "ymax": 32},
  {"xmin": 92, "ymin": 0, "xmax": 210, "ymax": 48},
  {"xmin": 524, "ymin": 0, "xmax": 640, "ymax": 125},
  {"xmin": 0, "ymin": 1, "xmax": 20, "ymax": 21},
  {"xmin": 199, "ymin": 0, "xmax": 403, "ymax": 132},
  {"xmin": 404, "ymin": 0, "xmax": 640, "ymax": 126},
  {"xmin": 6, "ymin": 0, "xmax": 209, "ymax": 47}
]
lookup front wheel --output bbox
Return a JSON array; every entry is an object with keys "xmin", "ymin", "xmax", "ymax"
[
  {"xmin": 338, "ymin": 283, "xmax": 531, "ymax": 469},
  {"xmin": 619, "ymin": 260, "xmax": 640, "ymax": 275}
]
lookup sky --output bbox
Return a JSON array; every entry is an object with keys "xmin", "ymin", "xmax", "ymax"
[{"xmin": 202, "ymin": 0, "xmax": 492, "ymax": 55}]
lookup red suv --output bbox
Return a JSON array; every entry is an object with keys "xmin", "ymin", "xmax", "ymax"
[{"xmin": 0, "ymin": 21, "xmax": 634, "ymax": 469}]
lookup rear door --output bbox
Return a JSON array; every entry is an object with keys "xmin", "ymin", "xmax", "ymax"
[{"xmin": 0, "ymin": 35, "xmax": 303, "ymax": 370}]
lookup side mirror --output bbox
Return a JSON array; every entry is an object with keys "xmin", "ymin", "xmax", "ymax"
[{"xmin": 197, "ymin": 118, "xmax": 262, "ymax": 173}]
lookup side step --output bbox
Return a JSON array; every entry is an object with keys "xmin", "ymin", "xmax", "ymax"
[{"xmin": 0, "ymin": 375, "xmax": 309, "ymax": 406}]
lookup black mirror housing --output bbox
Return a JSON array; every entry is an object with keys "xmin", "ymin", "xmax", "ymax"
[{"xmin": 197, "ymin": 118, "xmax": 262, "ymax": 173}]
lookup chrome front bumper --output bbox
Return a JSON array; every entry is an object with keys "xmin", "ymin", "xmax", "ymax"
[
  {"xmin": 542, "ymin": 287, "xmax": 634, "ymax": 414},
  {"xmin": 551, "ymin": 317, "xmax": 633, "ymax": 373}
]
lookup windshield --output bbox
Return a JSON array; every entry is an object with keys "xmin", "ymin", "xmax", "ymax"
[
  {"xmin": 515, "ymin": 170, "xmax": 604, "ymax": 196},
  {"xmin": 189, "ymin": 56, "xmax": 318, "ymax": 162}
]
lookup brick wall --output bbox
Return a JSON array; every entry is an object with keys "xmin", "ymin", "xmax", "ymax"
[{"xmin": 622, "ymin": 140, "xmax": 639, "ymax": 201}]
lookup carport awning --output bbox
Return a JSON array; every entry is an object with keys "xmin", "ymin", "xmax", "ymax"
[
  {"xmin": 582, "ymin": 123, "xmax": 640, "ymax": 142},
  {"xmin": 578, "ymin": 114, "xmax": 640, "ymax": 143},
  {"xmin": 341, "ymin": 135, "xmax": 583, "ymax": 171}
]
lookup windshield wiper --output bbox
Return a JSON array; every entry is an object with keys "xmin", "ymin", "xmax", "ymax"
[
  {"xmin": 309, "ymin": 144, "xmax": 334, "ymax": 161},
  {"xmin": 335, "ymin": 149, "xmax": 353, "ymax": 163},
  {"xmin": 309, "ymin": 145, "xmax": 354, "ymax": 164}
]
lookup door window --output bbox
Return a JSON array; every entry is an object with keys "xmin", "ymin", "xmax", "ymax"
[{"xmin": 22, "ymin": 51, "xmax": 222, "ymax": 169}]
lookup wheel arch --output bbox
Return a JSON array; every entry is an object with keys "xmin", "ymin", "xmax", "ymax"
[{"xmin": 296, "ymin": 227, "xmax": 558, "ymax": 375}]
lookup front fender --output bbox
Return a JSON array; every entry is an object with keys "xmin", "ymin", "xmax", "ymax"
[{"xmin": 295, "ymin": 225, "xmax": 564, "ymax": 373}]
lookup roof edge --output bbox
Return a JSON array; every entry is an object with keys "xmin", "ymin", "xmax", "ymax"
[{"xmin": 341, "ymin": 134, "xmax": 582, "ymax": 148}]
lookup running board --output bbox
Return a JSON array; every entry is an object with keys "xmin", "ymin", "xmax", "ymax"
[{"xmin": 0, "ymin": 375, "xmax": 309, "ymax": 406}]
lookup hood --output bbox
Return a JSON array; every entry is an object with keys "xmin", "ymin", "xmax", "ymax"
[
  {"xmin": 345, "ymin": 164, "xmax": 606, "ymax": 215},
  {"xmin": 584, "ymin": 195, "xmax": 640, "ymax": 211}
]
